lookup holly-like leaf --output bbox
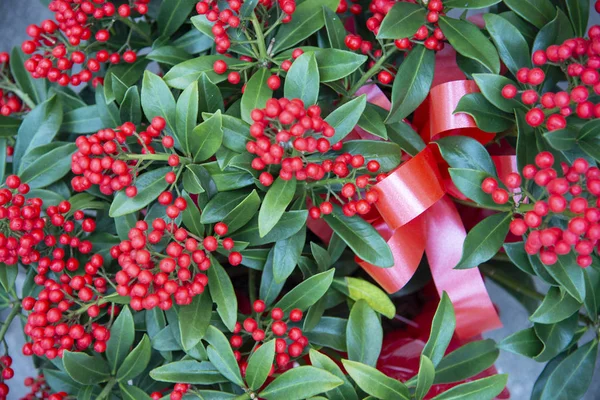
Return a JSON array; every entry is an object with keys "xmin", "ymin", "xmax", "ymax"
[
  {"xmin": 204, "ymin": 326, "xmax": 245, "ymax": 387},
  {"xmin": 387, "ymin": 46, "xmax": 435, "ymax": 124},
  {"xmin": 455, "ymin": 212, "xmax": 512, "ymax": 269},
  {"xmin": 332, "ymin": 277, "xmax": 395, "ymax": 318},
  {"xmin": 342, "ymin": 360, "xmax": 410, "ymax": 400},
  {"xmin": 258, "ymin": 177, "xmax": 297, "ymax": 238},
  {"xmin": 116, "ymin": 335, "xmax": 152, "ymax": 382},
  {"xmin": 164, "ymin": 55, "xmax": 248, "ymax": 89},
  {"xmin": 246, "ymin": 340, "xmax": 276, "ymax": 390},
  {"xmin": 544, "ymin": 253, "xmax": 586, "ymax": 303},
  {"xmin": 19, "ymin": 143, "xmax": 76, "ymax": 189},
  {"xmin": 454, "ymin": 93, "xmax": 514, "ymax": 133},
  {"xmin": 473, "ymin": 74, "xmax": 524, "ymax": 113},
  {"xmin": 109, "ymin": 167, "xmax": 171, "ymax": 217},
  {"xmin": 273, "ymin": 269, "xmax": 335, "ymax": 312},
  {"xmin": 566, "ymin": 0, "xmax": 590, "ymax": 37},
  {"xmin": 284, "ymin": 52, "xmax": 319, "ymax": 105},
  {"xmin": 346, "ymin": 300, "xmax": 382, "ymax": 367},
  {"xmin": 158, "ymin": 0, "xmax": 198, "ymax": 37},
  {"xmin": 325, "ymin": 95, "xmax": 367, "ymax": 144},
  {"xmin": 377, "ymin": 2, "xmax": 427, "ymax": 39},
  {"xmin": 260, "ymin": 366, "xmax": 344, "ymax": 400},
  {"xmin": 241, "ymin": 68, "xmax": 273, "ymax": 123},
  {"xmin": 444, "ymin": 0, "xmax": 501, "ymax": 8},
  {"xmin": 436, "ymin": 136, "xmax": 496, "ymax": 175},
  {"xmin": 175, "ymin": 81, "xmax": 198, "ymax": 155},
  {"xmin": 434, "ymin": 339, "xmax": 499, "ymax": 384},
  {"xmin": 141, "ymin": 71, "xmax": 176, "ymax": 135},
  {"xmin": 422, "ymin": 292, "xmax": 455, "ymax": 366},
  {"xmin": 323, "ymin": 7, "xmax": 347, "ymax": 49},
  {"xmin": 534, "ymin": 314, "xmax": 578, "ymax": 362},
  {"xmin": 63, "ymin": 351, "xmax": 111, "ymax": 385}
]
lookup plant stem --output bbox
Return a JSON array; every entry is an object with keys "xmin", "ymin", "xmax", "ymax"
[
  {"xmin": 97, "ymin": 378, "xmax": 117, "ymax": 400},
  {"xmin": 348, "ymin": 49, "xmax": 397, "ymax": 96},
  {"xmin": 0, "ymin": 303, "xmax": 21, "ymax": 343},
  {"xmin": 250, "ymin": 13, "xmax": 268, "ymax": 64}
]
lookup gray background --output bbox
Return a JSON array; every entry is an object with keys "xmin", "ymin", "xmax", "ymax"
[{"xmin": 0, "ymin": 1, "xmax": 599, "ymax": 399}]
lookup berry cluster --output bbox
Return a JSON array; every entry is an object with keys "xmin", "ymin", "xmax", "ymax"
[
  {"xmin": 21, "ymin": 0, "xmax": 147, "ymax": 86},
  {"xmin": 482, "ymin": 152, "xmax": 600, "ymax": 267},
  {"xmin": 21, "ymin": 374, "xmax": 64, "ymax": 400},
  {"xmin": 71, "ymin": 117, "xmax": 179, "ymax": 196},
  {"xmin": 112, "ymin": 215, "xmax": 242, "ymax": 311},
  {"xmin": 502, "ymin": 25, "xmax": 600, "ymax": 130},
  {"xmin": 232, "ymin": 300, "xmax": 309, "ymax": 374},
  {"xmin": 0, "ymin": 355, "xmax": 13, "ymax": 400},
  {"xmin": 0, "ymin": 53, "xmax": 25, "ymax": 117},
  {"xmin": 157, "ymin": 384, "xmax": 191, "ymax": 400}
]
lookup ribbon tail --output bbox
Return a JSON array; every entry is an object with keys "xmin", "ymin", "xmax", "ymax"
[{"xmin": 424, "ymin": 196, "xmax": 502, "ymax": 338}]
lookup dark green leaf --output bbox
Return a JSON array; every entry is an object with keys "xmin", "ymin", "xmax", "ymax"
[
  {"xmin": 386, "ymin": 121, "xmax": 426, "ymax": 156},
  {"xmin": 142, "ymin": 71, "xmax": 177, "ymax": 135},
  {"xmin": 357, "ymin": 104, "xmax": 387, "ymax": 139},
  {"xmin": 473, "ymin": 74, "xmax": 524, "ymax": 113},
  {"xmin": 19, "ymin": 143, "xmax": 76, "ymax": 189},
  {"xmin": 422, "ymin": 292, "xmax": 456, "ymax": 366},
  {"xmin": 498, "ymin": 327, "xmax": 544, "ymax": 358},
  {"xmin": 544, "ymin": 127, "xmax": 577, "ymax": 151},
  {"xmin": 504, "ymin": 242, "xmax": 536, "ymax": 275},
  {"xmin": 434, "ymin": 339, "xmax": 499, "ymax": 384},
  {"xmin": 323, "ymin": 7, "xmax": 347, "ymax": 50},
  {"xmin": 120, "ymin": 86, "xmax": 142, "ymax": 125},
  {"xmin": 0, "ymin": 115, "xmax": 21, "ymax": 137},
  {"xmin": 204, "ymin": 326, "xmax": 244, "ymax": 386},
  {"xmin": 181, "ymin": 192, "xmax": 204, "ymax": 236},
  {"xmin": 106, "ymin": 306, "xmax": 135, "ymax": 373},
  {"xmin": 233, "ymin": 210, "xmax": 308, "ymax": 245},
  {"xmin": 530, "ymin": 287, "xmax": 582, "ymax": 324},
  {"xmin": 258, "ymin": 177, "xmax": 297, "ymax": 237},
  {"xmin": 273, "ymin": 227, "xmax": 305, "ymax": 283},
  {"xmin": 430, "ymin": 374, "xmax": 508, "ymax": 400},
  {"xmin": 274, "ymin": 269, "xmax": 335, "ymax": 312},
  {"xmin": 150, "ymin": 360, "xmax": 228, "ymax": 384},
  {"xmin": 241, "ymin": 68, "xmax": 273, "ymax": 124},
  {"xmin": 415, "ymin": 355, "xmax": 435, "ymax": 400},
  {"xmin": 532, "ymin": 9, "xmax": 575, "ymax": 53},
  {"xmin": 158, "ymin": 0, "xmax": 197, "ymax": 37},
  {"xmin": 220, "ymin": 114, "xmax": 251, "ymax": 153},
  {"xmin": 222, "ymin": 189, "xmax": 261, "ymax": 233},
  {"xmin": 207, "ymin": 256, "xmax": 238, "ymax": 331},
  {"xmin": 190, "ymin": 110, "xmax": 223, "ymax": 162},
  {"xmin": 285, "ymin": 52, "xmax": 319, "ymax": 105},
  {"xmin": 534, "ymin": 314, "xmax": 578, "ymax": 362},
  {"xmin": 104, "ymin": 58, "xmax": 150, "ymax": 103},
  {"xmin": 62, "ymin": 106, "xmax": 104, "ymax": 134},
  {"xmin": 451, "ymin": 171, "xmax": 502, "ymax": 205},
  {"xmin": 63, "ymin": 351, "xmax": 111, "ymax": 385},
  {"xmin": 198, "ymin": 74, "xmax": 224, "ymax": 115},
  {"xmin": 484, "ymin": 14, "xmax": 531, "ymax": 75},
  {"xmin": 260, "ymin": 249, "xmax": 286, "ymax": 306},
  {"xmin": 436, "ymin": 136, "xmax": 496, "ymax": 174},
  {"xmin": 120, "ymin": 384, "xmax": 151, "ymax": 400},
  {"xmin": 347, "ymin": 300, "xmax": 382, "ymax": 367},
  {"xmin": 332, "ymin": 277, "xmax": 395, "ymax": 318},
  {"xmin": 544, "ymin": 253, "xmax": 585, "ymax": 303},
  {"xmin": 305, "ymin": 317, "xmax": 348, "ymax": 352},
  {"xmin": 342, "ymin": 360, "xmax": 410, "ymax": 400},
  {"xmin": 309, "ymin": 350, "xmax": 358, "ymax": 400},
  {"xmin": 503, "ymin": 0, "xmax": 555, "ymax": 28},
  {"xmin": 454, "ymin": 93, "xmax": 514, "ymax": 133},
  {"xmin": 109, "ymin": 167, "xmax": 171, "ymax": 217},
  {"xmin": 387, "ymin": 46, "xmax": 435, "ymax": 124},
  {"xmin": 0, "ymin": 265, "xmax": 17, "ymax": 293},
  {"xmin": 10, "ymin": 48, "xmax": 46, "ymax": 105},
  {"xmin": 377, "ymin": 2, "xmax": 427, "ymax": 39},
  {"xmin": 583, "ymin": 268, "xmax": 599, "ymax": 322},
  {"xmin": 147, "ymin": 46, "xmax": 192, "ymax": 66},
  {"xmin": 326, "ymin": 95, "xmax": 367, "ymax": 144},
  {"xmin": 566, "ymin": 0, "xmax": 589, "ymax": 37},
  {"xmin": 444, "ymin": 0, "xmax": 501, "ymax": 8},
  {"xmin": 179, "ymin": 292, "xmax": 212, "ymax": 351},
  {"xmin": 164, "ymin": 54, "xmax": 248, "ymax": 89},
  {"xmin": 175, "ymin": 81, "xmax": 198, "ymax": 155},
  {"xmin": 455, "ymin": 212, "xmax": 511, "ymax": 269},
  {"xmin": 117, "ymin": 335, "xmax": 152, "ymax": 382},
  {"xmin": 260, "ymin": 366, "xmax": 343, "ymax": 400},
  {"xmin": 334, "ymin": 140, "xmax": 401, "ymax": 171},
  {"xmin": 246, "ymin": 340, "xmax": 276, "ymax": 390}
]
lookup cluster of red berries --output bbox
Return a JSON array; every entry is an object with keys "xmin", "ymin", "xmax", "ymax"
[
  {"xmin": 246, "ymin": 98, "xmax": 342, "ymax": 183},
  {"xmin": 0, "ymin": 52, "xmax": 25, "ymax": 117},
  {"xmin": 309, "ymin": 160, "xmax": 383, "ymax": 219},
  {"xmin": 231, "ymin": 300, "xmax": 309, "ymax": 374},
  {"xmin": 150, "ymin": 384, "xmax": 190, "ymax": 400},
  {"xmin": 71, "ymin": 117, "xmax": 179, "ymax": 196},
  {"xmin": 113, "ymin": 215, "xmax": 242, "ymax": 311},
  {"xmin": 482, "ymin": 152, "xmax": 600, "ymax": 267},
  {"xmin": 0, "ymin": 355, "xmax": 13, "ymax": 400},
  {"xmin": 21, "ymin": 0, "xmax": 147, "ymax": 86},
  {"xmin": 20, "ymin": 374, "xmax": 56, "ymax": 400},
  {"xmin": 502, "ymin": 26, "xmax": 600, "ymax": 130},
  {"xmin": 0, "ymin": 175, "xmax": 45, "ymax": 266}
]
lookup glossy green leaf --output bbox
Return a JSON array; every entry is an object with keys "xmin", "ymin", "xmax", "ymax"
[
  {"xmin": 386, "ymin": 121, "xmax": 426, "ymax": 156},
  {"xmin": 438, "ymin": 16, "xmax": 500, "ymax": 74},
  {"xmin": 109, "ymin": 167, "xmax": 171, "ymax": 217},
  {"xmin": 434, "ymin": 339, "xmax": 499, "ymax": 384},
  {"xmin": 260, "ymin": 248, "xmax": 286, "ymax": 306},
  {"xmin": 147, "ymin": 46, "xmax": 192, "ymax": 66},
  {"xmin": 222, "ymin": 189, "xmax": 261, "ymax": 233},
  {"xmin": 120, "ymin": 384, "xmax": 151, "ymax": 400},
  {"xmin": 175, "ymin": 81, "xmax": 198, "ymax": 155},
  {"xmin": 181, "ymin": 192, "xmax": 204, "ymax": 236},
  {"xmin": 455, "ymin": 212, "xmax": 511, "ymax": 269},
  {"xmin": 566, "ymin": 0, "xmax": 589, "ymax": 37},
  {"xmin": 219, "ymin": 114, "xmax": 251, "ymax": 153},
  {"xmin": 444, "ymin": 0, "xmax": 501, "ymax": 8},
  {"xmin": 273, "ymin": 227, "xmax": 305, "ymax": 283},
  {"xmin": 204, "ymin": 326, "xmax": 245, "ymax": 386},
  {"xmin": 62, "ymin": 106, "xmax": 104, "ymax": 134},
  {"xmin": 241, "ymin": 68, "xmax": 272, "ymax": 123},
  {"xmin": 503, "ymin": 0, "xmax": 555, "ymax": 28},
  {"xmin": 305, "ymin": 316, "xmax": 347, "ymax": 352},
  {"xmin": 246, "ymin": 340, "xmax": 276, "ymax": 390},
  {"xmin": 357, "ymin": 104, "xmax": 387, "ymax": 139},
  {"xmin": 309, "ymin": 350, "xmax": 358, "ymax": 400},
  {"xmin": 534, "ymin": 314, "xmax": 578, "ymax": 362},
  {"xmin": 473, "ymin": 74, "xmax": 524, "ymax": 113},
  {"xmin": 63, "ymin": 351, "xmax": 111, "ymax": 385},
  {"xmin": 436, "ymin": 136, "xmax": 496, "ymax": 175},
  {"xmin": 454, "ymin": 93, "xmax": 514, "ymax": 133},
  {"xmin": 260, "ymin": 366, "xmax": 344, "ymax": 400},
  {"xmin": 332, "ymin": 277, "xmax": 395, "ymax": 318},
  {"xmin": 347, "ymin": 300, "xmax": 382, "ymax": 367},
  {"xmin": 198, "ymin": 74, "xmax": 224, "ymax": 116},
  {"xmin": 10, "ymin": 48, "xmax": 46, "ymax": 105},
  {"xmin": 19, "ymin": 143, "xmax": 76, "ymax": 189},
  {"xmin": 104, "ymin": 58, "xmax": 149, "ymax": 103},
  {"xmin": 583, "ymin": 268, "xmax": 599, "ymax": 322},
  {"xmin": 422, "ymin": 292, "xmax": 456, "ymax": 366},
  {"xmin": 498, "ymin": 327, "xmax": 544, "ymax": 358},
  {"xmin": 190, "ymin": 110, "xmax": 223, "ymax": 162},
  {"xmin": 343, "ymin": 360, "xmax": 410, "ymax": 400},
  {"xmin": 530, "ymin": 287, "xmax": 582, "ymax": 324},
  {"xmin": 258, "ymin": 177, "xmax": 297, "ymax": 237},
  {"xmin": 544, "ymin": 127, "xmax": 577, "ymax": 151},
  {"xmin": 503, "ymin": 242, "xmax": 536, "ymax": 275},
  {"xmin": 0, "ymin": 115, "xmax": 21, "ymax": 137},
  {"xmin": 415, "ymin": 356, "xmax": 435, "ymax": 400},
  {"xmin": 334, "ymin": 141, "xmax": 401, "ymax": 171},
  {"xmin": 150, "ymin": 360, "xmax": 228, "ymax": 384},
  {"xmin": 430, "ymin": 374, "xmax": 508, "ymax": 400},
  {"xmin": 532, "ymin": 9, "xmax": 575, "ymax": 54},
  {"xmin": 544, "ymin": 253, "xmax": 585, "ymax": 303},
  {"xmin": 179, "ymin": 292, "xmax": 212, "ymax": 351},
  {"xmin": 274, "ymin": 269, "xmax": 334, "ymax": 312},
  {"xmin": 322, "ymin": 204, "xmax": 393, "ymax": 268},
  {"xmin": 484, "ymin": 14, "xmax": 531, "ymax": 75},
  {"xmin": 158, "ymin": 0, "xmax": 197, "ymax": 37},
  {"xmin": 164, "ymin": 55, "xmax": 248, "ymax": 89},
  {"xmin": 116, "ymin": 335, "xmax": 152, "ymax": 382},
  {"xmin": 120, "ymin": 86, "xmax": 142, "ymax": 125},
  {"xmin": 285, "ymin": 52, "xmax": 319, "ymax": 105},
  {"xmin": 207, "ymin": 256, "xmax": 238, "ymax": 331},
  {"xmin": 387, "ymin": 46, "xmax": 435, "ymax": 124},
  {"xmin": 324, "ymin": 95, "xmax": 367, "ymax": 144},
  {"xmin": 233, "ymin": 210, "xmax": 308, "ymax": 246},
  {"xmin": 106, "ymin": 306, "xmax": 135, "ymax": 373},
  {"xmin": 377, "ymin": 2, "xmax": 427, "ymax": 39},
  {"xmin": 141, "ymin": 71, "xmax": 176, "ymax": 135},
  {"xmin": 323, "ymin": 7, "xmax": 347, "ymax": 50}
]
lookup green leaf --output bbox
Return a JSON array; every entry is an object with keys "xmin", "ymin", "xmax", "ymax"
[
  {"xmin": 116, "ymin": 335, "xmax": 152, "ymax": 382},
  {"xmin": 333, "ymin": 141, "xmax": 401, "ymax": 171},
  {"xmin": 260, "ymin": 249, "xmax": 285, "ymax": 306},
  {"xmin": 179, "ymin": 292, "xmax": 212, "ymax": 351},
  {"xmin": 415, "ymin": 356, "xmax": 435, "ymax": 400},
  {"xmin": 305, "ymin": 317, "xmax": 348, "ymax": 352},
  {"xmin": 473, "ymin": 74, "xmax": 524, "ymax": 113},
  {"xmin": 451, "ymin": 169, "xmax": 497, "ymax": 200},
  {"xmin": 62, "ymin": 106, "xmax": 104, "ymax": 134},
  {"xmin": 332, "ymin": 277, "xmax": 395, "ymax": 319},
  {"xmin": 323, "ymin": 7, "xmax": 347, "ymax": 50},
  {"xmin": 273, "ymin": 227, "xmax": 305, "ymax": 283},
  {"xmin": 434, "ymin": 340, "xmax": 499, "ymax": 384},
  {"xmin": 498, "ymin": 327, "xmax": 544, "ymax": 358},
  {"xmin": 246, "ymin": 340, "xmax": 276, "ymax": 390},
  {"xmin": 272, "ymin": 0, "xmax": 338, "ymax": 53},
  {"xmin": 284, "ymin": 52, "xmax": 319, "ymax": 105},
  {"xmin": 233, "ymin": 210, "xmax": 308, "ymax": 246},
  {"xmin": 323, "ymin": 204, "xmax": 393, "ymax": 268},
  {"xmin": 534, "ymin": 314, "xmax": 578, "ymax": 362},
  {"xmin": 220, "ymin": 114, "xmax": 251, "ymax": 153},
  {"xmin": 309, "ymin": 350, "xmax": 358, "ymax": 400},
  {"xmin": 346, "ymin": 300, "xmax": 382, "ymax": 367},
  {"xmin": 309, "ymin": 48, "xmax": 367, "ymax": 82},
  {"xmin": 436, "ymin": 136, "xmax": 496, "ymax": 175},
  {"xmin": 483, "ymin": 14, "xmax": 531, "ymax": 75},
  {"xmin": 0, "ymin": 115, "xmax": 21, "ymax": 137},
  {"xmin": 120, "ymin": 384, "xmax": 151, "ymax": 400},
  {"xmin": 207, "ymin": 256, "xmax": 238, "ymax": 331},
  {"xmin": 63, "ymin": 351, "xmax": 111, "ymax": 385},
  {"xmin": 430, "ymin": 375, "xmax": 508, "ymax": 400},
  {"xmin": 142, "ymin": 71, "xmax": 177, "ymax": 135},
  {"xmin": 422, "ymin": 292, "xmax": 456, "ymax": 366},
  {"xmin": 357, "ymin": 104, "xmax": 387, "ymax": 139},
  {"xmin": 377, "ymin": 2, "xmax": 427, "ymax": 39},
  {"xmin": 503, "ymin": 242, "xmax": 536, "ymax": 275},
  {"xmin": 222, "ymin": 189, "xmax": 261, "ymax": 233},
  {"xmin": 14, "ymin": 95, "xmax": 62, "ymax": 171},
  {"xmin": 387, "ymin": 46, "xmax": 435, "ymax": 124},
  {"xmin": 164, "ymin": 55, "xmax": 249, "ymax": 89},
  {"xmin": 0, "ymin": 265, "xmax": 17, "ymax": 293},
  {"xmin": 532, "ymin": 10, "xmax": 575, "ymax": 54},
  {"xmin": 342, "ymin": 360, "xmax": 410, "ymax": 400},
  {"xmin": 120, "ymin": 86, "xmax": 142, "ymax": 125},
  {"xmin": 325, "ymin": 95, "xmax": 367, "ymax": 144},
  {"xmin": 175, "ymin": 81, "xmax": 198, "ymax": 155},
  {"xmin": 540, "ymin": 340, "xmax": 598, "ymax": 400},
  {"xmin": 566, "ymin": 0, "xmax": 589, "ymax": 37},
  {"xmin": 530, "ymin": 287, "xmax": 582, "ymax": 324},
  {"xmin": 311, "ymin": 242, "xmax": 330, "ymax": 272},
  {"xmin": 544, "ymin": 253, "xmax": 585, "ymax": 303},
  {"xmin": 455, "ymin": 212, "xmax": 511, "ymax": 269},
  {"xmin": 198, "ymin": 74, "xmax": 224, "ymax": 115},
  {"xmin": 150, "ymin": 360, "xmax": 228, "ymax": 384},
  {"xmin": 18, "ymin": 143, "xmax": 76, "ymax": 189},
  {"xmin": 444, "ymin": 0, "xmax": 501, "ymax": 8},
  {"xmin": 583, "ymin": 268, "xmax": 599, "ymax": 322},
  {"xmin": 173, "ymin": 29, "xmax": 213, "ymax": 54},
  {"xmin": 181, "ymin": 192, "xmax": 204, "ymax": 236},
  {"xmin": 386, "ymin": 121, "xmax": 426, "ymax": 156},
  {"xmin": 10, "ymin": 48, "xmax": 46, "ymax": 105},
  {"xmin": 544, "ymin": 127, "xmax": 577, "ymax": 151},
  {"xmin": 201, "ymin": 190, "xmax": 253, "ymax": 223},
  {"xmin": 258, "ymin": 177, "xmax": 297, "ymax": 237},
  {"xmin": 158, "ymin": 0, "xmax": 197, "ymax": 37},
  {"xmin": 106, "ymin": 306, "xmax": 135, "ymax": 373},
  {"xmin": 104, "ymin": 58, "xmax": 150, "ymax": 103},
  {"xmin": 504, "ymin": 0, "xmax": 555, "ymax": 28},
  {"xmin": 190, "ymin": 110, "xmax": 223, "ymax": 162},
  {"xmin": 260, "ymin": 366, "xmax": 344, "ymax": 400},
  {"xmin": 241, "ymin": 68, "xmax": 273, "ymax": 124},
  {"xmin": 204, "ymin": 326, "xmax": 245, "ymax": 386},
  {"xmin": 438, "ymin": 16, "xmax": 500, "ymax": 74},
  {"xmin": 147, "ymin": 46, "xmax": 192, "ymax": 66},
  {"xmin": 274, "ymin": 269, "xmax": 335, "ymax": 312},
  {"xmin": 454, "ymin": 93, "xmax": 514, "ymax": 133},
  {"xmin": 109, "ymin": 167, "xmax": 171, "ymax": 217}
]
